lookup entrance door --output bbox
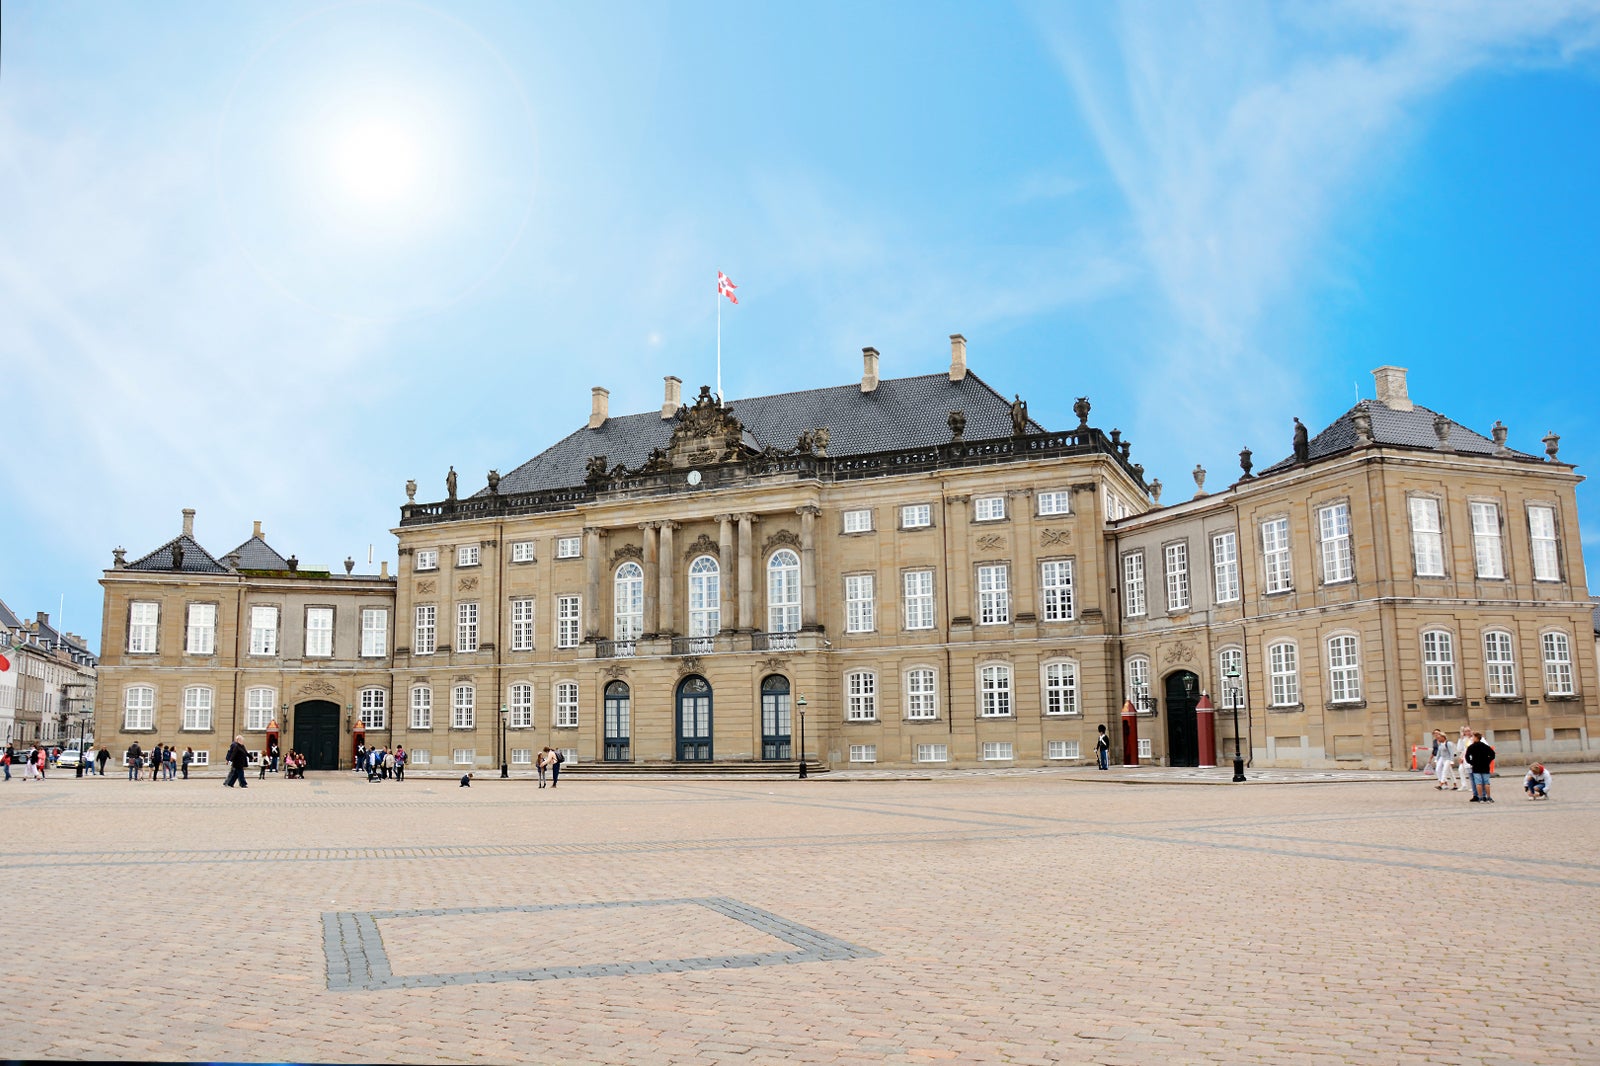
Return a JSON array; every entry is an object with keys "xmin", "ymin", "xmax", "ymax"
[
  {"xmin": 603, "ymin": 681, "xmax": 631, "ymax": 762},
  {"xmin": 760, "ymin": 675, "xmax": 791, "ymax": 760},
  {"xmin": 676, "ymin": 676, "xmax": 713, "ymax": 761},
  {"xmin": 1165, "ymin": 671, "xmax": 1200, "ymax": 768},
  {"xmin": 294, "ymin": 700, "xmax": 340, "ymax": 771}
]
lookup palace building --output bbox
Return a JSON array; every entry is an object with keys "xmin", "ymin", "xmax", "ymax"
[{"xmin": 95, "ymin": 339, "xmax": 1597, "ymax": 773}]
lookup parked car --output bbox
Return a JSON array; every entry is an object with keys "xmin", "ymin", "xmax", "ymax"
[{"xmin": 56, "ymin": 743, "xmax": 95, "ymax": 770}]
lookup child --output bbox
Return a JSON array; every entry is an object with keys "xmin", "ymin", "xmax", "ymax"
[
  {"xmin": 459, "ymin": 773, "xmax": 473, "ymax": 788},
  {"xmin": 1523, "ymin": 763, "xmax": 1551, "ymax": 799}
]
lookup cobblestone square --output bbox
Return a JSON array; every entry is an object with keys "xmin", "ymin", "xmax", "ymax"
[{"xmin": 5, "ymin": 768, "xmax": 1597, "ymax": 1064}]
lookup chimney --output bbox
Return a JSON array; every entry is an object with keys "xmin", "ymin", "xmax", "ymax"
[
  {"xmin": 1372, "ymin": 366, "xmax": 1413, "ymax": 412},
  {"xmin": 181, "ymin": 508, "xmax": 195, "ymax": 538},
  {"xmin": 252, "ymin": 520, "xmax": 263, "ymax": 540},
  {"xmin": 589, "ymin": 386, "xmax": 610, "ymax": 429},
  {"xmin": 380, "ymin": 561, "xmax": 390, "ymax": 579},
  {"xmin": 37, "ymin": 611, "xmax": 49, "ymax": 626},
  {"xmin": 949, "ymin": 334, "xmax": 968, "ymax": 382},
  {"xmin": 662, "ymin": 375, "xmax": 682, "ymax": 419},
  {"xmin": 861, "ymin": 347, "xmax": 880, "ymax": 394}
]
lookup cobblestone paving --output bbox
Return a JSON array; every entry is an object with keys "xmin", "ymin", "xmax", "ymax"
[{"xmin": 4, "ymin": 768, "xmax": 1597, "ymax": 1064}]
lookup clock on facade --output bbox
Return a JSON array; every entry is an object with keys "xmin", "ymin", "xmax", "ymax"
[{"xmin": 686, "ymin": 470, "xmax": 702, "ymax": 486}]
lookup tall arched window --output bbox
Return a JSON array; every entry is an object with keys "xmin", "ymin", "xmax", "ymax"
[
  {"xmin": 614, "ymin": 562, "xmax": 644, "ymax": 640},
  {"xmin": 767, "ymin": 550, "xmax": 800, "ymax": 633},
  {"xmin": 688, "ymin": 555, "xmax": 720, "ymax": 637},
  {"xmin": 1422, "ymin": 629, "xmax": 1456, "ymax": 699},
  {"xmin": 508, "ymin": 682, "xmax": 533, "ymax": 728},
  {"xmin": 124, "ymin": 686, "xmax": 155, "ymax": 731},
  {"xmin": 360, "ymin": 687, "xmax": 388, "ymax": 730}
]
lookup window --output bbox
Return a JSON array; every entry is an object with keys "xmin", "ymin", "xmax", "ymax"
[
  {"xmin": 843, "ymin": 509, "xmax": 872, "ymax": 533},
  {"xmin": 511, "ymin": 748, "xmax": 532, "ymax": 766},
  {"xmin": 410, "ymin": 687, "xmax": 432, "ymax": 730},
  {"xmin": 903, "ymin": 570, "xmax": 935, "ymax": 630},
  {"xmin": 980, "ymin": 664, "xmax": 1012, "ymax": 717},
  {"xmin": 916, "ymin": 744, "xmax": 948, "ymax": 764},
  {"xmin": 1543, "ymin": 632, "xmax": 1574, "ymax": 695},
  {"xmin": 1137, "ymin": 738, "xmax": 1152, "ymax": 759},
  {"xmin": 124, "ymin": 686, "xmax": 155, "ymax": 730},
  {"xmin": 846, "ymin": 671, "xmax": 877, "ymax": 721},
  {"xmin": 977, "ymin": 564, "xmax": 1010, "ymax": 625},
  {"xmin": 556, "ymin": 536, "xmax": 581, "ymax": 559},
  {"xmin": 182, "ymin": 687, "xmax": 213, "ymax": 731},
  {"xmin": 1122, "ymin": 552, "xmax": 1146, "ymax": 617},
  {"xmin": 974, "ymin": 496, "xmax": 1006, "ymax": 522},
  {"xmin": 845, "ymin": 574, "xmax": 875, "ymax": 633},
  {"xmin": 456, "ymin": 602, "xmax": 479, "ymax": 652},
  {"xmin": 1040, "ymin": 560, "xmax": 1074, "ymax": 622},
  {"xmin": 410, "ymin": 749, "xmax": 432, "ymax": 766},
  {"xmin": 555, "ymin": 681, "xmax": 579, "ymax": 727},
  {"xmin": 900, "ymin": 504, "xmax": 931, "ymax": 529},
  {"xmin": 1262, "ymin": 518, "xmax": 1293, "ymax": 592},
  {"xmin": 1268, "ymin": 642, "xmax": 1299, "ymax": 706},
  {"xmin": 511, "ymin": 541, "xmax": 535, "ymax": 563},
  {"xmin": 1047, "ymin": 740, "xmax": 1081, "ymax": 760},
  {"xmin": 511, "ymin": 598, "xmax": 536, "ymax": 652},
  {"xmin": 1037, "ymin": 490, "xmax": 1070, "ymax": 516},
  {"xmin": 305, "ymin": 607, "xmax": 333, "ymax": 658},
  {"xmin": 508, "ymin": 682, "xmax": 533, "ymax": 728},
  {"xmin": 414, "ymin": 604, "xmax": 436, "ymax": 655},
  {"xmin": 189, "ymin": 751, "xmax": 209, "ymax": 766},
  {"xmin": 1105, "ymin": 489, "xmax": 1130, "ymax": 521},
  {"xmin": 981, "ymin": 741, "xmax": 1015, "ymax": 761},
  {"xmin": 249, "ymin": 605, "xmax": 279, "ymax": 656},
  {"xmin": 1484, "ymin": 632, "xmax": 1517, "ymax": 697},
  {"xmin": 1044, "ymin": 661, "xmax": 1078, "ymax": 715},
  {"xmin": 1422, "ymin": 630, "xmax": 1456, "ymax": 699},
  {"xmin": 849, "ymin": 744, "xmax": 877, "ymax": 764},
  {"xmin": 688, "ymin": 555, "xmax": 720, "ymax": 637},
  {"xmin": 361, "ymin": 608, "xmax": 388, "ymax": 657},
  {"xmin": 415, "ymin": 549, "xmax": 438, "ymax": 571},
  {"xmin": 905, "ymin": 668, "xmax": 938, "ymax": 719},
  {"xmin": 128, "ymin": 602, "xmax": 158, "ymax": 653},
  {"xmin": 1212, "ymin": 532, "xmax": 1240, "ymax": 603},
  {"xmin": 185, "ymin": 603, "xmax": 216, "ymax": 655},
  {"xmin": 1326, "ymin": 636, "xmax": 1361, "ymax": 703},
  {"xmin": 1318, "ymin": 503, "xmax": 1353, "ymax": 583},
  {"xmin": 614, "ymin": 563, "xmax": 643, "ymax": 640},
  {"xmin": 767, "ymin": 550, "xmax": 800, "ymax": 633},
  {"xmin": 457, "ymin": 545, "xmax": 480, "ymax": 568},
  {"xmin": 1529, "ymin": 505, "xmax": 1560, "ymax": 581},
  {"xmin": 1470, "ymin": 502, "xmax": 1504, "ymax": 579},
  {"xmin": 1408, "ymin": 498, "xmax": 1444, "ymax": 577},
  {"xmin": 245, "ymin": 688, "xmax": 275, "ymax": 731},
  {"xmin": 452, "ymin": 749, "xmax": 475, "ymax": 766},
  {"xmin": 557, "ymin": 595, "xmax": 581, "ymax": 648},
  {"xmin": 1127, "ymin": 657, "xmax": 1151, "ymax": 705},
  {"xmin": 452, "ymin": 684, "xmax": 475, "ymax": 729},
  {"xmin": 360, "ymin": 688, "xmax": 387, "ymax": 730},
  {"xmin": 1164, "ymin": 543, "xmax": 1189, "ymax": 612}
]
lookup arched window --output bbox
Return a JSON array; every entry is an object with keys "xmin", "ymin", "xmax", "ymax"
[
  {"xmin": 124, "ymin": 686, "xmax": 155, "ymax": 731},
  {"xmin": 1325, "ymin": 635, "xmax": 1360, "ymax": 703},
  {"xmin": 1126, "ymin": 656, "xmax": 1151, "ymax": 705},
  {"xmin": 360, "ymin": 687, "xmax": 388, "ymax": 730},
  {"xmin": 508, "ymin": 682, "xmax": 533, "ymax": 728},
  {"xmin": 1483, "ymin": 631, "xmax": 1517, "ymax": 697},
  {"xmin": 180, "ymin": 686, "xmax": 210, "ymax": 731},
  {"xmin": 410, "ymin": 686, "xmax": 433, "ymax": 730},
  {"xmin": 1422, "ymin": 629, "xmax": 1456, "ymax": 699},
  {"xmin": 767, "ymin": 550, "xmax": 800, "ymax": 633},
  {"xmin": 688, "ymin": 555, "xmax": 720, "ymax": 636},
  {"xmin": 1268, "ymin": 642, "xmax": 1299, "ymax": 706},
  {"xmin": 245, "ymin": 687, "xmax": 275, "ymax": 731},
  {"xmin": 614, "ymin": 562, "xmax": 644, "ymax": 641},
  {"xmin": 760, "ymin": 675, "xmax": 791, "ymax": 760},
  {"xmin": 1043, "ymin": 660, "xmax": 1078, "ymax": 716},
  {"xmin": 452, "ymin": 684, "xmax": 475, "ymax": 729},
  {"xmin": 980, "ymin": 664, "xmax": 1013, "ymax": 717},
  {"xmin": 1543, "ymin": 631, "xmax": 1574, "ymax": 695}
]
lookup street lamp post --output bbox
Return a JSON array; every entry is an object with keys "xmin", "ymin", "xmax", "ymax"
[
  {"xmin": 1225, "ymin": 664, "xmax": 1246, "ymax": 782},
  {"xmin": 796, "ymin": 694, "xmax": 807, "ymax": 779},
  {"xmin": 500, "ymin": 705, "xmax": 509, "ymax": 779},
  {"xmin": 75, "ymin": 714, "xmax": 85, "ymax": 778}
]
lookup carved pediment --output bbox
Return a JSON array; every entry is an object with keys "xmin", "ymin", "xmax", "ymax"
[
  {"xmin": 761, "ymin": 529, "xmax": 801, "ymax": 556},
  {"xmin": 666, "ymin": 386, "xmax": 756, "ymax": 469},
  {"xmin": 297, "ymin": 680, "xmax": 338, "ymax": 697},
  {"xmin": 610, "ymin": 544, "xmax": 643, "ymax": 568},
  {"xmin": 683, "ymin": 533, "xmax": 720, "ymax": 560}
]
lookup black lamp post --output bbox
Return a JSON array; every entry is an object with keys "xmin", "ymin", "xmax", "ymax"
[
  {"xmin": 75, "ymin": 714, "xmax": 85, "ymax": 778},
  {"xmin": 1225, "ymin": 665, "xmax": 1246, "ymax": 782},
  {"xmin": 796, "ymin": 694, "xmax": 807, "ymax": 779},
  {"xmin": 500, "ymin": 704, "xmax": 509, "ymax": 778}
]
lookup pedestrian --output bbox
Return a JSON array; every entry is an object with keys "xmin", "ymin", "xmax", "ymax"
[
  {"xmin": 551, "ymin": 747, "xmax": 564, "ymax": 788},
  {"xmin": 148, "ymin": 743, "xmax": 163, "ymax": 783},
  {"xmin": 259, "ymin": 745, "xmax": 270, "ymax": 780},
  {"xmin": 459, "ymin": 772, "xmax": 472, "ymax": 787},
  {"xmin": 382, "ymin": 748, "xmax": 394, "ymax": 780},
  {"xmin": 34, "ymin": 744, "xmax": 47, "ymax": 781},
  {"xmin": 181, "ymin": 746, "xmax": 193, "ymax": 779},
  {"xmin": 126, "ymin": 742, "xmax": 142, "ymax": 780},
  {"xmin": 96, "ymin": 746, "xmax": 110, "ymax": 776},
  {"xmin": 536, "ymin": 747, "xmax": 551, "ymax": 788},
  {"xmin": 1, "ymin": 746, "xmax": 10, "ymax": 782},
  {"xmin": 394, "ymin": 745, "xmax": 406, "ymax": 782},
  {"xmin": 1451, "ymin": 727, "xmax": 1472, "ymax": 790},
  {"xmin": 1464, "ymin": 731, "xmax": 1496, "ymax": 803},
  {"xmin": 1523, "ymin": 763, "xmax": 1552, "ymax": 799},
  {"xmin": 165, "ymin": 745, "xmax": 177, "ymax": 780},
  {"xmin": 1096, "ymin": 724, "xmax": 1110, "ymax": 770},
  {"xmin": 1432, "ymin": 730, "xmax": 1455, "ymax": 790},
  {"xmin": 224, "ymin": 735, "xmax": 249, "ymax": 789}
]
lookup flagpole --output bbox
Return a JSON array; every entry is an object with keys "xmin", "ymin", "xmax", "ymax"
[{"xmin": 716, "ymin": 283, "xmax": 723, "ymax": 403}]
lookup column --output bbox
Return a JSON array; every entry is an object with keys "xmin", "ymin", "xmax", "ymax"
[
  {"xmin": 717, "ymin": 514, "xmax": 736, "ymax": 633},
  {"xmin": 640, "ymin": 522, "xmax": 659, "ymax": 637},
  {"xmin": 737, "ymin": 513, "xmax": 756, "ymax": 631},
  {"xmin": 658, "ymin": 521, "xmax": 678, "ymax": 636},
  {"xmin": 798, "ymin": 504, "xmax": 820, "ymax": 630},
  {"xmin": 584, "ymin": 526, "xmax": 602, "ymax": 640}
]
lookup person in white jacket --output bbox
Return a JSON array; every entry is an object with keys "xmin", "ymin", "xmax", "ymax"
[
  {"xmin": 1523, "ymin": 763, "xmax": 1552, "ymax": 799},
  {"xmin": 1432, "ymin": 730, "xmax": 1456, "ymax": 790}
]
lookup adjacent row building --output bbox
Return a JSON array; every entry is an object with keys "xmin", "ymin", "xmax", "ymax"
[
  {"xmin": 2, "ymin": 599, "xmax": 98, "ymax": 749},
  {"xmin": 94, "ymin": 340, "xmax": 1596, "ymax": 773}
]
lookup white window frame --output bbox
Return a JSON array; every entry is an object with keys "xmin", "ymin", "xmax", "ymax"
[
  {"xmin": 556, "ymin": 536, "xmax": 582, "ymax": 559},
  {"xmin": 182, "ymin": 686, "xmax": 213, "ymax": 732},
  {"xmin": 1269, "ymin": 642, "xmax": 1299, "ymax": 707},
  {"xmin": 1483, "ymin": 631, "xmax": 1517, "ymax": 697},
  {"xmin": 1137, "ymin": 738, "xmax": 1152, "ymax": 759},
  {"xmin": 977, "ymin": 563, "xmax": 1010, "ymax": 625},
  {"xmin": 1529, "ymin": 505, "xmax": 1560, "ymax": 581},
  {"xmin": 452, "ymin": 748, "xmax": 476, "ymax": 766},
  {"xmin": 557, "ymin": 595, "xmax": 581, "ymax": 649},
  {"xmin": 900, "ymin": 504, "xmax": 932, "ymax": 529},
  {"xmin": 903, "ymin": 570, "xmax": 935, "ymax": 631},
  {"xmin": 974, "ymin": 496, "xmax": 1006, "ymax": 522},
  {"xmin": 614, "ymin": 563, "xmax": 644, "ymax": 641},
  {"xmin": 511, "ymin": 748, "xmax": 533, "ymax": 766},
  {"xmin": 981, "ymin": 741, "xmax": 1015, "ymax": 762},
  {"xmin": 1326, "ymin": 635, "xmax": 1361, "ymax": 704},
  {"xmin": 508, "ymin": 682, "xmax": 533, "ymax": 728},
  {"xmin": 845, "ymin": 574, "xmax": 875, "ymax": 633},
  {"xmin": 249, "ymin": 605, "xmax": 279, "ymax": 657},
  {"xmin": 849, "ymin": 744, "xmax": 877, "ymax": 764},
  {"xmin": 305, "ymin": 606, "xmax": 334, "ymax": 658},
  {"xmin": 979, "ymin": 664, "xmax": 1012, "ymax": 718},
  {"xmin": 767, "ymin": 550, "xmax": 801, "ymax": 634},
  {"xmin": 360, "ymin": 608, "xmax": 388, "ymax": 658},
  {"xmin": 842, "ymin": 509, "xmax": 873, "ymax": 533},
  {"xmin": 1262, "ymin": 518, "xmax": 1293, "ymax": 593},
  {"xmin": 1043, "ymin": 660, "xmax": 1078, "ymax": 716},
  {"xmin": 510, "ymin": 597, "xmax": 536, "ymax": 652},
  {"xmin": 1318, "ymin": 502, "xmax": 1353, "ymax": 584},
  {"xmin": 1037, "ymin": 490, "xmax": 1071, "ymax": 516},
  {"xmin": 457, "ymin": 544, "xmax": 480, "ymax": 568},
  {"xmin": 415, "ymin": 549, "xmax": 438, "ymax": 572},
  {"xmin": 846, "ymin": 671, "xmax": 877, "ymax": 721},
  {"xmin": 124, "ymin": 686, "xmax": 155, "ymax": 731},
  {"xmin": 360, "ymin": 687, "xmax": 387, "ymax": 730},
  {"xmin": 1127, "ymin": 656, "xmax": 1151, "ymax": 708},
  {"xmin": 1122, "ymin": 552, "xmax": 1146, "ymax": 617},
  {"xmin": 1047, "ymin": 739, "xmax": 1081, "ymax": 760},
  {"xmin": 1219, "ymin": 648, "xmax": 1244, "ymax": 711},
  {"xmin": 687, "ymin": 555, "xmax": 720, "ymax": 637},
  {"xmin": 1040, "ymin": 559, "xmax": 1074, "ymax": 622},
  {"xmin": 410, "ymin": 749, "xmax": 432, "ymax": 766},
  {"xmin": 1164, "ymin": 542, "xmax": 1189, "ymax": 612},
  {"xmin": 184, "ymin": 602, "xmax": 216, "ymax": 656},
  {"xmin": 555, "ymin": 681, "xmax": 579, "ymax": 728},
  {"xmin": 456, "ymin": 602, "xmax": 479, "ymax": 653},
  {"xmin": 1212, "ymin": 531, "xmax": 1240, "ymax": 604},
  {"xmin": 905, "ymin": 667, "xmax": 938, "ymax": 720},
  {"xmin": 511, "ymin": 540, "xmax": 536, "ymax": 563},
  {"xmin": 410, "ymin": 686, "xmax": 433, "ymax": 730},
  {"xmin": 245, "ymin": 687, "xmax": 275, "ymax": 732},
  {"xmin": 1542, "ymin": 631, "xmax": 1574, "ymax": 695},
  {"xmin": 452, "ymin": 684, "xmax": 475, "ymax": 729},
  {"xmin": 916, "ymin": 743, "xmax": 948, "ymax": 764},
  {"xmin": 1422, "ymin": 630, "xmax": 1456, "ymax": 699},
  {"xmin": 1408, "ymin": 497, "xmax": 1445, "ymax": 577},
  {"xmin": 414, "ymin": 604, "xmax": 437, "ymax": 655},
  {"xmin": 1470, "ymin": 501, "xmax": 1504, "ymax": 579}
]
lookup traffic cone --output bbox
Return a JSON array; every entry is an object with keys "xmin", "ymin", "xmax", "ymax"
[{"xmin": 1410, "ymin": 746, "xmax": 1419, "ymax": 771}]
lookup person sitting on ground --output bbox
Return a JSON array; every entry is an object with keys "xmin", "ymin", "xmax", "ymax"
[
  {"xmin": 1524, "ymin": 763, "xmax": 1552, "ymax": 799},
  {"xmin": 459, "ymin": 772, "xmax": 473, "ymax": 788}
]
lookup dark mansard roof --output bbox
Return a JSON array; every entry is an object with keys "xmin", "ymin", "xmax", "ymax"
[{"xmin": 1258, "ymin": 398, "xmax": 1541, "ymax": 477}]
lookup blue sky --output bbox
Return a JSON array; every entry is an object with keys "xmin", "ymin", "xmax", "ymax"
[{"xmin": 3, "ymin": 0, "xmax": 1598, "ymax": 652}]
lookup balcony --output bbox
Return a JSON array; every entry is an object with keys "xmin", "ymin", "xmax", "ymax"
[
  {"xmin": 753, "ymin": 631, "xmax": 798, "ymax": 652},
  {"xmin": 596, "ymin": 640, "xmax": 636, "ymax": 659},
  {"xmin": 671, "ymin": 636, "xmax": 717, "ymax": 656}
]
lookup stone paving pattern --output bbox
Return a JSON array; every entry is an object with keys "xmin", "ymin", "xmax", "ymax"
[{"xmin": 4, "ymin": 767, "xmax": 1597, "ymax": 1064}]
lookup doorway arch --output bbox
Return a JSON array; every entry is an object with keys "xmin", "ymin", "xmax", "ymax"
[
  {"xmin": 760, "ymin": 675, "xmax": 791, "ymax": 760},
  {"xmin": 293, "ymin": 699, "xmax": 340, "ymax": 771},
  {"xmin": 603, "ymin": 681, "xmax": 631, "ymax": 763},
  {"xmin": 676, "ymin": 676, "xmax": 713, "ymax": 761},
  {"xmin": 1165, "ymin": 671, "xmax": 1200, "ymax": 768}
]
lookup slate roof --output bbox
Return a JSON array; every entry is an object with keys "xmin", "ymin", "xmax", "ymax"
[
  {"xmin": 228, "ymin": 535, "xmax": 291, "ymax": 571},
  {"xmin": 0, "ymin": 598, "xmax": 22, "ymax": 631},
  {"xmin": 1259, "ymin": 399, "xmax": 1540, "ymax": 477},
  {"xmin": 125, "ymin": 534, "xmax": 231, "ymax": 574},
  {"xmin": 486, "ymin": 373, "xmax": 1045, "ymax": 497}
]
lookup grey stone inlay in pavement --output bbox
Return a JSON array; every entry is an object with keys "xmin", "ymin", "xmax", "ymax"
[{"xmin": 323, "ymin": 896, "xmax": 879, "ymax": 991}]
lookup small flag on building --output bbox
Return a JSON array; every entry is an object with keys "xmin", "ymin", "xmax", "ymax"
[{"xmin": 717, "ymin": 271, "xmax": 738, "ymax": 305}]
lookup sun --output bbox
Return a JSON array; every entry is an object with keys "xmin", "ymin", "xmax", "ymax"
[{"xmin": 328, "ymin": 114, "xmax": 427, "ymax": 213}]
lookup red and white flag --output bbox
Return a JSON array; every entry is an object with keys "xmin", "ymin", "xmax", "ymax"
[{"xmin": 717, "ymin": 271, "xmax": 738, "ymax": 305}]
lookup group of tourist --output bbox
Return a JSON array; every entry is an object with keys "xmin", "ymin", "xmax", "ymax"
[
  {"xmin": 1424, "ymin": 727, "xmax": 1552, "ymax": 802},
  {"xmin": 120, "ymin": 741, "xmax": 197, "ymax": 780},
  {"xmin": 355, "ymin": 744, "xmax": 407, "ymax": 782},
  {"xmin": 1, "ymin": 744, "xmax": 51, "ymax": 781}
]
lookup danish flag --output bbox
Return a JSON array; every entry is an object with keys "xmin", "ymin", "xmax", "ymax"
[{"xmin": 717, "ymin": 271, "xmax": 738, "ymax": 305}]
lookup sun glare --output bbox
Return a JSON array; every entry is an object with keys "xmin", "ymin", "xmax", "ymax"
[{"xmin": 329, "ymin": 114, "xmax": 427, "ymax": 212}]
